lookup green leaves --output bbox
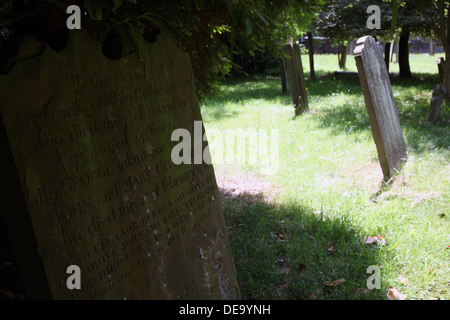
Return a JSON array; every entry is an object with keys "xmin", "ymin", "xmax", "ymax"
[
  {"xmin": 112, "ymin": 0, "xmax": 123, "ymax": 13},
  {"xmin": 194, "ymin": 0, "xmax": 204, "ymax": 11},
  {"xmin": 126, "ymin": 23, "xmax": 150, "ymax": 61},
  {"xmin": 84, "ymin": 0, "xmax": 125, "ymax": 20},
  {"xmin": 245, "ymin": 17, "xmax": 253, "ymax": 36},
  {"xmin": 138, "ymin": 12, "xmax": 170, "ymax": 39},
  {"xmin": 412, "ymin": 0, "xmax": 433, "ymax": 12},
  {"xmin": 84, "ymin": 0, "xmax": 102, "ymax": 20},
  {"xmin": 50, "ymin": 0, "xmax": 323, "ymax": 96}
]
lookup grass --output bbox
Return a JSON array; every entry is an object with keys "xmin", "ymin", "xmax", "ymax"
[{"xmin": 200, "ymin": 54, "xmax": 450, "ymax": 300}]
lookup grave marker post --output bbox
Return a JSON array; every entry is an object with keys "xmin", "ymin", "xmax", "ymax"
[{"xmin": 354, "ymin": 35, "xmax": 407, "ymax": 181}]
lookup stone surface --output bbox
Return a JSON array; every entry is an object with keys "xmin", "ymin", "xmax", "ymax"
[
  {"xmin": 427, "ymin": 84, "xmax": 445, "ymax": 124},
  {"xmin": 0, "ymin": 30, "xmax": 239, "ymax": 299},
  {"xmin": 437, "ymin": 57, "xmax": 445, "ymax": 84},
  {"xmin": 354, "ymin": 36, "xmax": 407, "ymax": 180}
]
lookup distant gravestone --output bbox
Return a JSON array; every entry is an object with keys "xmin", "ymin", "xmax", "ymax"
[
  {"xmin": 280, "ymin": 58, "xmax": 289, "ymax": 95},
  {"xmin": 0, "ymin": 30, "xmax": 239, "ymax": 299},
  {"xmin": 282, "ymin": 42, "xmax": 308, "ymax": 115},
  {"xmin": 354, "ymin": 36, "xmax": 407, "ymax": 181},
  {"xmin": 437, "ymin": 57, "xmax": 445, "ymax": 84},
  {"xmin": 427, "ymin": 84, "xmax": 445, "ymax": 124}
]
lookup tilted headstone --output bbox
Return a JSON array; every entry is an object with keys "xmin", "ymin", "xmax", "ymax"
[
  {"xmin": 354, "ymin": 36, "xmax": 407, "ymax": 180},
  {"xmin": 427, "ymin": 84, "xmax": 445, "ymax": 124},
  {"xmin": 0, "ymin": 30, "xmax": 239, "ymax": 299},
  {"xmin": 282, "ymin": 42, "xmax": 308, "ymax": 115},
  {"xmin": 280, "ymin": 58, "xmax": 289, "ymax": 95},
  {"xmin": 437, "ymin": 57, "xmax": 445, "ymax": 84}
]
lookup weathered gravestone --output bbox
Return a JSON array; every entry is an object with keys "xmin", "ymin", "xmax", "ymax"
[
  {"xmin": 437, "ymin": 57, "xmax": 445, "ymax": 84},
  {"xmin": 282, "ymin": 42, "xmax": 308, "ymax": 115},
  {"xmin": 354, "ymin": 36, "xmax": 407, "ymax": 181},
  {"xmin": 427, "ymin": 84, "xmax": 445, "ymax": 124},
  {"xmin": 0, "ymin": 30, "xmax": 239, "ymax": 299},
  {"xmin": 280, "ymin": 58, "xmax": 289, "ymax": 95}
]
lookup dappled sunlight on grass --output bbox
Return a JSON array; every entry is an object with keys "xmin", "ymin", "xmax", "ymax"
[{"xmin": 201, "ymin": 54, "xmax": 449, "ymax": 300}]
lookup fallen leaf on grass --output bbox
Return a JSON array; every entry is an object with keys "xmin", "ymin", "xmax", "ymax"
[
  {"xmin": 327, "ymin": 245, "xmax": 334, "ymax": 253},
  {"xmin": 387, "ymin": 287, "xmax": 407, "ymax": 300},
  {"xmin": 269, "ymin": 232, "xmax": 286, "ymax": 240},
  {"xmin": 399, "ymin": 275, "xmax": 409, "ymax": 284},
  {"xmin": 325, "ymin": 278, "xmax": 345, "ymax": 286},
  {"xmin": 242, "ymin": 257, "xmax": 254, "ymax": 264},
  {"xmin": 278, "ymin": 284, "xmax": 287, "ymax": 291},
  {"xmin": 277, "ymin": 284, "xmax": 288, "ymax": 296},
  {"xmin": 355, "ymin": 287, "xmax": 370, "ymax": 295},
  {"xmin": 310, "ymin": 292, "xmax": 316, "ymax": 300},
  {"xmin": 297, "ymin": 263, "xmax": 306, "ymax": 270},
  {"xmin": 363, "ymin": 235, "xmax": 386, "ymax": 246},
  {"xmin": 279, "ymin": 267, "xmax": 290, "ymax": 275}
]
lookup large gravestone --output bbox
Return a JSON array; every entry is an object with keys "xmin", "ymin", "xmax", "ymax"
[
  {"xmin": 354, "ymin": 36, "xmax": 407, "ymax": 181},
  {"xmin": 282, "ymin": 42, "xmax": 308, "ymax": 115},
  {"xmin": 0, "ymin": 30, "xmax": 239, "ymax": 299}
]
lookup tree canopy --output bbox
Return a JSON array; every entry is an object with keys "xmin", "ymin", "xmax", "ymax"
[
  {"xmin": 0, "ymin": 0, "xmax": 322, "ymax": 97},
  {"xmin": 314, "ymin": 0, "xmax": 431, "ymax": 45}
]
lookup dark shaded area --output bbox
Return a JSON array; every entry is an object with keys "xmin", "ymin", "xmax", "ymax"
[
  {"xmin": 217, "ymin": 187, "xmax": 387, "ymax": 300},
  {"xmin": 0, "ymin": 210, "xmax": 26, "ymax": 300},
  {"xmin": 101, "ymin": 29, "xmax": 123, "ymax": 60},
  {"xmin": 312, "ymin": 73, "xmax": 449, "ymax": 155},
  {"xmin": 0, "ymin": 33, "xmax": 21, "ymax": 74},
  {"xmin": 204, "ymin": 73, "xmax": 448, "ymax": 157},
  {"xmin": 0, "ymin": 117, "xmax": 52, "ymax": 300},
  {"xmin": 143, "ymin": 29, "xmax": 161, "ymax": 44},
  {"xmin": 231, "ymin": 47, "xmax": 279, "ymax": 76},
  {"xmin": 45, "ymin": 28, "xmax": 68, "ymax": 52}
]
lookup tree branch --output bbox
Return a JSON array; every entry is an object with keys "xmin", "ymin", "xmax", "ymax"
[{"xmin": 422, "ymin": 10, "xmax": 450, "ymax": 55}]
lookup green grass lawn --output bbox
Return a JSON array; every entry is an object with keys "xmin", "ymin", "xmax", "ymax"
[{"xmin": 200, "ymin": 54, "xmax": 449, "ymax": 300}]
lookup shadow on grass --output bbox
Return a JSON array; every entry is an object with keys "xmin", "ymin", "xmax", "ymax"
[
  {"xmin": 204, "ymin": 73, "xmax": 449, "ymax": 155},
  {"xmin": 311, "ymin": 73, "xmax": 450, "ymax": 156},
  {"xmin": 218, "ymin": 188, "xmax": 388, "ymax": 300},
  {"xmin": 214, "ymin": 75, "xmax": 282, "ymax": 102}
]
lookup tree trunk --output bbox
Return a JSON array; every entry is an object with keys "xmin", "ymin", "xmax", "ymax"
[
  {"xmin": 429, "ymin": 39, "xmax": 435, "ymax": 56},
  {"xmin": 399, "ymin": 28, "xmax": 411, "ymax": 78},
  {"xmin": 384, "ymin": 42, "xmax": 391, "ymax": 73},
  {"xmin": 337, "ymin": 44, "xmax": 348, "ymax": 69},
  {"xmin": 307, "ymin": 32, "xmax": 315, "ymax": 80},
  {"xmin": 395, "ymin": 41, "xmax": 399, "ymax": 63}
]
